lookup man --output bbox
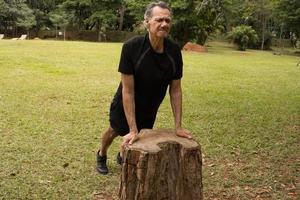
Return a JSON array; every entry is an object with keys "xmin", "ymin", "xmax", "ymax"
[{"xmin": 96, "ymin": 1, "xmax": 192, "ymax": 175}]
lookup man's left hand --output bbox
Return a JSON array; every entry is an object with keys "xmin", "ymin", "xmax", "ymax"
[{"xmin": 175, "ymin": 127, "xmax": 193, "ymax": 139}]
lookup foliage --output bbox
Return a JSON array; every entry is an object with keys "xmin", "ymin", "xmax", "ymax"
[
  {"xmin": 124, "ymin": 0, "xmax": 223, "ymax": 46},
  {"xmin": 0, "ymin": 0, "xmax": 299, "ymax": 48},
  {"xmin": 1, "ymin": 0, "xmax": 36, "ymax": 31},
  {"xmin": 49, "ymin": 6, "xmax": 71, "ymax": 30},
  {"xmin": 275, "ymin": 0, "xmax": 300, "ymax": 39},
  {"xmin": 61, "ymin": 0, "xmax": 93, "ymax": 29},
  {"xmin": 61, "ymin": 0, "xmax": 121, "ymax": 31},
  {"xmin": 0, "ymin": 0, "xmax": 9, "ymax": 29},
  {"xmin": 220, "ymin": 0, "xmax": 275, "ymax": 50},
  {"xmin": 85, "ymin": 0, "xmax": 121, "ymax": 31},
  {"xmin": 245, "ymin": 0, "xmax": 274, "ymax": 50},
  {"xmin": 228, "ymin": 25, "xmax": 258, "ymax": 50},
  {"xmin": 219, "ymin": 0, "xmax": 299, "ymax": 50},
  {"xmin": 26, "ymin": 0, "xmax": 65, "ymax": 32},
  {"xmin": 217, "ymin": 0, "xmax": 245, "ymax": 31}
]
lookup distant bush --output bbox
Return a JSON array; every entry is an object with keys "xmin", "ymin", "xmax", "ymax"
[{"xmin": 228, "ymin": 25, "xmax": 258, "ymax": 51}]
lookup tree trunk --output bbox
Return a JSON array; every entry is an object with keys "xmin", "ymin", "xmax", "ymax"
[
  {"xmin": 119, "ymin": 4, "xmax": 126, "ymax": 31},
  {"xmin": 261, "ymin": 14, "xmax": 266, "ymax": 50},
  {"xmin": 119, "ymin": 129, "xmax": 203, "ymax": 200},
  {"xmin": 55, "ymin": 25, "xmax": 58, "ymax": 40},
  {"xmin": 279, "ymin": 23, "xmax": 284, "ymax": 52},
  {"xmin": 97, "ymin": 20, "xmax": 101, "ymax": 42}
]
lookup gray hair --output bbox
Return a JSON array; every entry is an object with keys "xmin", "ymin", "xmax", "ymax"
[{"xmin": 144, "ymin": 1, "xmax": 171, "ymax": 21}]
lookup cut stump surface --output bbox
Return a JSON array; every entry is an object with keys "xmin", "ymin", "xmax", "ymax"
[{"xmin": 119, "ymin": 129, "xmax": 203, "ymax": 200}]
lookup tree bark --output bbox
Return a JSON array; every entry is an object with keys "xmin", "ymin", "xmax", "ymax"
[
  {"xmin": 261, "ymin": 13, "xmax": 266, "ymax": 50},
  {"xmin": 279, "ymin": 23, "xmax": 284, "ymax": 51},
  {"xmin": 118, "ymin": 4, "xmax": 126, "ymax": 31},
  {"xmin": 119, "ymin": 129, "xmax": 203, "ymax": 200}
]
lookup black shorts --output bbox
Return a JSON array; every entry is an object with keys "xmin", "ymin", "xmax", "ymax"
[
  {"xmin": 109, "ymin": 118, "xmax": 129, "ymax": 136},
  {"xmin": 108, "ymin": 95, "xmax": 126, "ymax": 136},
  {"xmin": 109, "ymin": 99, "xmax": 155, "ymax": 136},
  {"xmin": 109, "ymin": 117, "xmax": 155, "ymax": 136}
]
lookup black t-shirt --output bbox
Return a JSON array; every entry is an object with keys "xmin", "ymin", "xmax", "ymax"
[{"xmin": 109, "ymin": 34, "xmax": 183, "ymax": 134}]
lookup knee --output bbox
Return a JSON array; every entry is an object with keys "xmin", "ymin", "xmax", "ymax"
[{"xmin": 108, "ymin": 126, "xmax": 118, "ymax": 139}]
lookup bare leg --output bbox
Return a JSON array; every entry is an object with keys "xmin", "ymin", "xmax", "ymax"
[
  {"xmin": 99, "ymin": 126, "xmax": 118, "ymax": 157},
  {"xmin": 120, "ymin": 143, "xmax": 125, "ymax": 158}
]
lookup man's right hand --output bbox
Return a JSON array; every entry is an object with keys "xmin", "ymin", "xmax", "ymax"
[{"xmin": 121, "ymin": 130, "xmax": 138, "ymax": 147}]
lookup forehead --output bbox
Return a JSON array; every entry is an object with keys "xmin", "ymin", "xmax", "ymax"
[{"xmin": 151, "ymin": 6, "xmax": 171, "ymax": 18}]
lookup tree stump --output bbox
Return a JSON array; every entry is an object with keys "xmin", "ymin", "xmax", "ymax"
[{"xmin": 119, "ymin": 129, "xmax": 203, "ymax": 200}]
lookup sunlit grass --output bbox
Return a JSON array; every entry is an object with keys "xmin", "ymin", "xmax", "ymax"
[{"xmin": 0, "ymin": 39, "xmax": 299, "ymax": 199}]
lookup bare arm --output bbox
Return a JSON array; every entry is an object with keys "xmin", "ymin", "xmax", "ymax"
[
  {"xmin": 121, "ymin": 74, "xmax": 138, "ymax": 145},
  {"xmin": 169, "ymin": 79, "xmax": 192, "ymax": 139},
  {"xmin": 169, "ymin": 79, "xmax": 182, "ymax": 129}
]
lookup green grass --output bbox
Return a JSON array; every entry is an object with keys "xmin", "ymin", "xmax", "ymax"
[{"xmin": 0, "ymin": 39, "xmax": 299, "ymax": 199}]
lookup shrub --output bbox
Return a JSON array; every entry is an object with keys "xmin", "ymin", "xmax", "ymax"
[{"xmin": 228, "ymin": 25, "xmax": 258, "ymax": 51}]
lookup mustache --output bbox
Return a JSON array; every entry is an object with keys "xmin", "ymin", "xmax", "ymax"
[{"xmin": 159, "ymin": 28, "xmax": 169, "ymax": 31}]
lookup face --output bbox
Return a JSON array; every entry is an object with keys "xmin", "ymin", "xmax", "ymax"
[{"xmin": 147, "ymin": 6, "xmax": 171, "ymax": 39}]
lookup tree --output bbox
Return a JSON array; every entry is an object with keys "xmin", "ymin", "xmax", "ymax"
[
  {"xmin": 0, "ymin": 0, "xmax": 9, "ymax": 30},
  {"xmin": 2, "ymin": 0, "xmax": 36, "ymax": 37},
  {"xmin": 26, "ymin": 0, "xmax": 66, "ymax": 34},
  {"xmin": 62, "ymin": 0, "xmax": 122, "ymax": 35},
  {"xmin": 85, "ymin": 0, "xmax": 121, "ymax": 41},
  {"xmin": 218, "ymin": 0, "xmax": 245, "ymax": 32},
  {"xmin": 243, "ymin": 0, "xmax": 275, "ymax": 50},
  {"xmin": 194, "ymin": 0, "xmax": 224, "ymax": 44},
  {"xmin": 62, "ymin": 0, "xmax": 93, "ymax": 30},
  {"xmin": 118, "ymin": 1, "xmax": 126, "ymax": 30},
  {"xmin": 275, "ymin": 0, "xmax": 300, "ymax": 47},
  {"xmin": 15, "ymin": 3, "xmax": 36, "ymax": 36},
  {"xmin": 49, "ymin": 6, "xmax": 71, "ymax": 40}
]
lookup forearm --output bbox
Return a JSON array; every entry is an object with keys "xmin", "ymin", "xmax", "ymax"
[
  {"xmin": 170, "ymin": 87, "xmax": 182, "ymax": 130},
  {"xmin": 122, "ymin": 89, "xmax": 138, "ymax": 132}
]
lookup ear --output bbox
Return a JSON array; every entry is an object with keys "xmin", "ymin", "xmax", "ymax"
[{"xmin": 143, "ymin": 20, "xmax": 150, "ymax": 29}]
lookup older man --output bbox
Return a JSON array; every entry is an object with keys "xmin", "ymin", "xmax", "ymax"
[{"xmin": 96, "ymin": 1, "xmax": 192, "ymax": 175}]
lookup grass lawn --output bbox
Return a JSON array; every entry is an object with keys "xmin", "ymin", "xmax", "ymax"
[{"xmin": 0, "ymin": 39, "xmax": 299, "ymax": 199}]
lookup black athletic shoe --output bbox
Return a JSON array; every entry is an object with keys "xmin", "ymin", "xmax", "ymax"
[
  {"xmin": 96, "ymin": 151, "xmax": 108, "ymax": 175},
  {"xmin": 116, "ymin": 152, "xmax": 123, "ymax": 165}
]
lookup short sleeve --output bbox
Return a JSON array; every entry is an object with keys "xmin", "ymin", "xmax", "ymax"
[
  {"xmin": 172, "ymin": 45, "xmax": 183, "ymax": 80},
  {"xmin": 118, "ymin": 43, "xmax": 134, "ymax": 74}
]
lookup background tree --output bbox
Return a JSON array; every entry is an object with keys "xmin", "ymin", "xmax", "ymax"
[
  {"xmin": 85, "ymin": 0, "xmax": 121, "ymax": 41},
  {"xmin": 275, "ymin": 0, "xmax": 300, "ymax": 47},
  {"xmin": 218, "ymin": 0, "xmax": 245, "ymax": 32},
  {"xmin": 118, "ymin": 0, "xmax": 126, "ymax": 31},
  {"xmin": 194, "ymin": 0, "xmax": 224, "ymax": 44},
  {"xmin": 0, "ymin": 0, "xmax": 9, "ymax": 30},
  {"xmin": 62, "ymin": 0, "xmax": 92, "ymax": 30},
  {"xmin": 49, "ymin": 5, "xmax": 71, "ymax": 40},
  {"xmin": 26, "ymin": 0, "xmax": 66, "ymax": 34},
  {"xmin": 2, "ymin": 0, "xmax": 36, "ymax": 37},
  {"xmin": 243, "ymin": 0, "xmax": 274, "ymax": 50}
]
